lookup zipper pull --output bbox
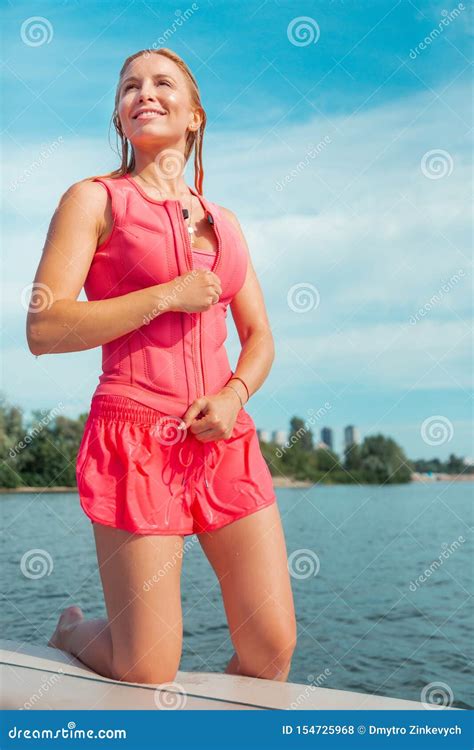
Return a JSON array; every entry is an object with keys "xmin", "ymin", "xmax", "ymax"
[{"xmin": 207, "ymin": 213, "xmax": 214, "ymax": 225}]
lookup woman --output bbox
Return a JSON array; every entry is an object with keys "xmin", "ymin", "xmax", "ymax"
[{"xmin": 28, "ymin": 48, "xmax": 297, "ymax": 686}]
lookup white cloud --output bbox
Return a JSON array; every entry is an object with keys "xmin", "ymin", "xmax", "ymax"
[{"xmin": 275, "ymin": 319, "xmax": 471, "ymax": 391}]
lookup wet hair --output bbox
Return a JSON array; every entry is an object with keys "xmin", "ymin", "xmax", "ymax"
[{"xmin": 90, "ymin": 48, "xmax": 206, "ymax": 194}]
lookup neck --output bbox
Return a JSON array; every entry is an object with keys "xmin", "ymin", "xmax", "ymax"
[{"xmin": 131, "ymin": 149, "xmax": 191, "ymax": 199}]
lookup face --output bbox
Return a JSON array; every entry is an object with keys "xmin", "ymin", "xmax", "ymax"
[{"xmin": 117, "ymin": 54, "xmax": 201, "ymax": 149}]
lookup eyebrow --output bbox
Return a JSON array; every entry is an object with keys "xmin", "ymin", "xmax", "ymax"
[{"xmin": 120, "ymin": 74, "xmax": 176, "ymax": 88}]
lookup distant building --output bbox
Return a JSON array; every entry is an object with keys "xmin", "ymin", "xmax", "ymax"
[
  {"xmin": 316, "ymin": 440, "xmax": 330, "ymax": 450},
  {"xmin": 257, "ymin": 429, "xmax": 271, "ymax": 443},
  {"xmin": 321, "ymin": 427, "xmax": 334, "ymax": 451},
  {"xmin": 272, "ymin": 430, "xmax": 287, "ymax": 446},
  {"xmin": 344, "ymin": 425, "xmax": 360, "ymax": 448}
]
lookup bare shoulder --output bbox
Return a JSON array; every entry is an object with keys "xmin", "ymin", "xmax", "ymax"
[
  {"xmin": 218, "ymin": 205, "xmax": 252, "ymax": 259},
  {"xmin": 53, "ymin": 178, "xmax": 112, "ymax": 243},
  {"xmin": 218, "ymin": 205, "xmax": 241, "ymax": 228},
  {"xmin": 57, "ymin": 177, "xmax": 108, "ymax": 213}
]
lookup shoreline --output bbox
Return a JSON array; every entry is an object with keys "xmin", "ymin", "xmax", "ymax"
[{"xmin": 1, "ymin": 473, "xmax": 473, "ymax": 494}]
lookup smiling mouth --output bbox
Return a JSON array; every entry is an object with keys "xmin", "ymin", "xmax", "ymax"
[{"xmin": 133, "ymin": 111, "xmax": 167, "ymax": 120}]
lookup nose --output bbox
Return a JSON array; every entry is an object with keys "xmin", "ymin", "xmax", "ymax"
[
  {"xmin": 136, "ymin": 79, "xmax": 161, "ymax": 102},
  {"xmin": 138, "ymin": 88, "xmax": 158, "ymax": 102}
]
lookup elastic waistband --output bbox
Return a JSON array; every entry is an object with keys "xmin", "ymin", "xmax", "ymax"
[{"xmin": 88, "ymin": 394, "xmax": 181, "ymax": 426}]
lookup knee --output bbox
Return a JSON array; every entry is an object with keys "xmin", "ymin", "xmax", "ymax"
[
  {"xmin": 236, "ymin": 623, "xmax": 297, "ymax": 680},
  {"xmin": 111, "ymin": 653, "xmax": 180, "ymax": 685}
]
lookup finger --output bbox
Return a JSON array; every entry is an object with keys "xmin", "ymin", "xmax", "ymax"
[
  {"xmin": 209, "ymin": 271, "xmax": 222, "ymax": 288},
  {"xmin": 189, "ymin": 411, "xmax": 221, "ymax": 436},
  {"xmin": 205, "ymin": 274, "xmax": 221, "ymax": 295},
  {"xmin": 189, "ymin": 415, "xmax": 214, "ymax": 435},
  {"xmin": 193, "ymin": 427, "xmax": 220, "ymax": 443},
  {"xmin": 180, "ymin": 397, "xmax": 208, "ymax": 429}
]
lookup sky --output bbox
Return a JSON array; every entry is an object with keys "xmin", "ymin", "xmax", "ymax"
[{"xmin": 1, "ymin": 0, "xmax": 472, "ymax": 460}]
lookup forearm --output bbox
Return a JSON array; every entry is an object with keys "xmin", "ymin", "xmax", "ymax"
[
  {"xmin": 27, "ymin": 284, "xmax": 173, "ymax": 356},
  {"xmin": 220, "ymin": 329, "xmax": 275, "ymax": 405}
]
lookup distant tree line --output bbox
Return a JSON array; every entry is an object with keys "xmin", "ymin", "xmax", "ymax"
[
  {"xmin": 411, "ymin": 455, "xmax": 467, "ymax": 474},
  {"xmin": 260, "ymin": 417, "xmax": 413, "ymax": 484},
  {"xmin": 0, "ymin": 396, "xmax": 470, "ymax": 488},
  {"xmin": 260, "ymin": 417, "xmax": 472, "ymax": 485},
  {"xmin": 0, "ymin": 395, "xmax": 87, "ymax": 489}
]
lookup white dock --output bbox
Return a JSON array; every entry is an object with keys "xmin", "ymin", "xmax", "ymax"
[{"xmin": 0, "ymin": 640, "xmax": 454, "ymax": 711}]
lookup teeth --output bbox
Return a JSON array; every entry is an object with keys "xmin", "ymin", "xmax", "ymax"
[{"xmin": 136, "ymin": 111, "xmax": 165, "ymax": 119}]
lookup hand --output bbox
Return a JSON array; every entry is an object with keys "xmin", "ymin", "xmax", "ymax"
[
  {"xmin": 161, "ymin": 270, "xmax": 222, "ymax": 313},
  {"xmin": 180, "ymin": 389, "xmax": 242, "ymax": 442}
]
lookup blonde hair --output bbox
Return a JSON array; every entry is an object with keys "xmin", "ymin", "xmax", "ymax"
[{"xmin": 89, "ymin": 48, "xmax": 206, "ymax": 193}]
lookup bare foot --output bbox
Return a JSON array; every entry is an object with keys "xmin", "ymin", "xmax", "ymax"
[{"xmin": 48, "ymin": 605, "xmax": 84, "ymax": 651}]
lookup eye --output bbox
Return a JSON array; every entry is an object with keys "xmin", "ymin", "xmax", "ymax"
[{"xmin": 122, "ymin": 79, "xmax": 171, "ymax": 93}]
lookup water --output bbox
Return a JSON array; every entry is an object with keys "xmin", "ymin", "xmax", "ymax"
[{"xmin": 1, "ymin": 481, "xmax": 472, "ymax": 709}]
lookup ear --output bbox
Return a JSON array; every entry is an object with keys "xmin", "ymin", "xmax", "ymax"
[{"xmin": 189, "ymin": 107, "xmax": 203, "ymax": 132}]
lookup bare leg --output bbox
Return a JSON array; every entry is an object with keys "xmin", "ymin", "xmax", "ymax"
[
  {"xmin": 225, "ymin": 651, "xmax": 292, "ymax": 682},
  {"xmin": 48, "ymin": 522, "xmax": 184, "ymax": 683},
  {"xmin": 48, "ymin": 606, "xmax": 113, "ymax": 678},
  {"xmin": 198, "ymin": 503, "xmax": 297, "ymax": 682}
]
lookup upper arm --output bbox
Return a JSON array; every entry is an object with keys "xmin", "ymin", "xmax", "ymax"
[
  {"xmin": 220, "ymin": 206, "xmax": 272, "ymax": 344},
  {"xmin": 26, "ymin": 179, "xmax": 106, "ymax": 326}
]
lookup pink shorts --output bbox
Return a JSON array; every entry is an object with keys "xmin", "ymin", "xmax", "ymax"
[{"xmin": 76, "ymin": 394, "xmax": 277, "ymax": 536}]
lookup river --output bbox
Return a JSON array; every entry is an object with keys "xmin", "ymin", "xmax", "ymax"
[{"xmin": 1, "ymin": 480, "xmax": 472, "ymax": 708}]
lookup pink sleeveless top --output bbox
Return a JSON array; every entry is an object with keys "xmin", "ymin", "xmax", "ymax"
[
  {"xmin": 192, "ymin": 248, "xmax": 216, "ymax": 271},
  {"xmin": 84, "ymin": 175, "xmax": 248, "ymax": 416}
]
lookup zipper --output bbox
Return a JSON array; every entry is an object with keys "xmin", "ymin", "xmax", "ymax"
[
  {"xmin": 200, "ymin": 211, "xmax": 221, "ymax": 396},
  {"xmin": 178, "ymin": 202, "xmax": 202, "ymax": 400},
  {"xmin": 178, "ymin": 196, "xmax": 220, "ymax": 492},
  {"xmin": 177, "ymin": 196, "xmax": 221, "ymax": 399}
]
